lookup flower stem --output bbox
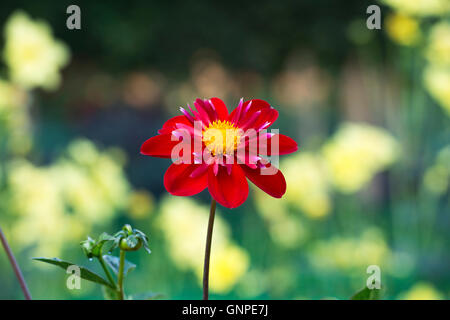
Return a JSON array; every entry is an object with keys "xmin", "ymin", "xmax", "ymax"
[
  {"xmin": 203, "ymin": 199, "xmax": 216, "ymax": 300},
  {"xmin": 98, "ymin": 254, "xmax": 116, "ymax": 290},
  {"xmin": 0, "ymin": 227, "xmax": 32, "ymax": 300},
  {"xmin": 118, "ymin": 249, "xmax": 126, "ymax": 300}
]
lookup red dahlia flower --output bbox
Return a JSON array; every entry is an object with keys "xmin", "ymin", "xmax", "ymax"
[{"xmin": 140, "ymin": 98, "xmax": 298, "ymax": 208}]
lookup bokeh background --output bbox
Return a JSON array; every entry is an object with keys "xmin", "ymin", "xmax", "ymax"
[{"xmin": 0, "ymin": 0, "xmax": 449, "ymax": 300}]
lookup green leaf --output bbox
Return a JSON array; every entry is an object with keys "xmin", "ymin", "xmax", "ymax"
[
  {"xmin": 102, "ymin": 255, "xmax": 136, "ymax": 276},
  {"xmin": 97, "ymin": 232, "xmax": 116, "ymax": 254},
  {"xmin": 102, "ymin": 286, "xmax": 121, "ymax": 300},
  {"xmin": 351, "ymin": 286, "xmax": 382, "ymax": 300},
  {"xmin": 32, "ymin": 257, "xmax": 115, "ymax": 289},
  {"xmin": 129, "ymin": 292, "xmax": 163, "ymax": 300},
  {"xmin": 98, "ymin": 232, "xmax": 115, "ymax": 242},
  {"xmin": 80, "ymin": 233, "xmax": 115, "ymax": 258}
]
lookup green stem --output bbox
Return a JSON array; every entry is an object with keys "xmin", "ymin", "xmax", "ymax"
[
  {"xmin": 203, "ymin": 199, "xmax": 216, "ymax": 300},
  {"xmin": 0, "ymin": 227, "xmax": 32, "ymax": 300},
  {"xmin": 98, "ymin": 255, "xmax": 116, "ymax": 290},
  {"xmin": 118, "ymin": 249, "xmax": 126, "ymax": 300}
]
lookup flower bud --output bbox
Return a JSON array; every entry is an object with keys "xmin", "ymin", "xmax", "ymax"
[{"xmin": 119, "ymin": 235, "xmax": 143, "ymax": 251}]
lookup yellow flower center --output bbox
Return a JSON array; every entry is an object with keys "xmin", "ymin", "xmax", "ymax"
[{"xmin": 203, "ymin": 120, "xmax": 242, "ymax": 156}]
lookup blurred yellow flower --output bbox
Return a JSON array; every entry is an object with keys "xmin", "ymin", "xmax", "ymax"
[
  {"xmin": 385, "ymin": 13, "xmax": 421, "ymax": 46},
  {"xmin": 67, "ymin": 139, "xmax": 101, "ymax": 166},
  {"xmin": 55, "ymin": 140, "xmax": 130, "ymax": 224},
  {"xmin": 7, "ymin": 159, "xmax": 83, "ymax": 256},
  {"xmin": 423, "ymin": 22, "xmax": 450, "ymax": 116},
  {"xmin": 424, "ymin": 164, "xmax": 449, "ymax": 194},
  {"xmin": 0, "ymin": 80, "xmax": 32, "ymax": 155},
  {"xmin": 0, "ymin": 79, "xmax": 25, "ymax": 112},
  {"xmin": 253, "ymin": 184, "xmax": 289, "ymax": 221},
  {"xmin": 269, "ymin": 215, "xmax": 306, "ymax": 248},
  {"xmin": 309, "ymin": 228, "xmax": 391, "ymax": 271},
  {"xmin": 3, "ymin": 11, "xmax": 70, "ymax": 90},
  {"xmin": 157, "ymin": 197, "xmax": 249, "ymax": 293},
  {"xmin": 253, "ymin": 185, "xmax": 307, "ymax": 247},
  {"xmin": 197, "ymin": 244, "xmax": 249, "ymax": 293},
  {"xmin": 424, "ymin": 66, "xmax": 450, "ymax": 115},
  {"xmin": 423, "ymin": 145, "xmax": 450, "ymax": 194},
  {"xmin": 399, "ymin": 282, "xmax": 444, "ymax": 300},
  {"xmin": 128, "ymin": 190, "xmax": 154, "ymax": 219},
  {"xmin": 322, "ymin": 123, "xmax": 399, "ymax": 193},
  {"xmin": 382, "ymin": 0, "xmax": 450, "ymax": 17},
  {"xmin": 283, "ymin": 153, "xmax": 331, "ymax": 218},
  {"xmin": 157, "ymin": 197, "xmax": 230, "ymax": 270},
  {"xmin": 5, "ymin": 139, "xmax": 131, "ymax": 256},
  {"xmin": 426, "ymin": 22, "xmax": 450, "ymax": 66}
]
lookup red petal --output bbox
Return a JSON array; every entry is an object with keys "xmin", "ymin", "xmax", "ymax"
[
  {"xmin": 164, "ymin": 163, "xmax": 208, "ymax": 196},
  {"xmin": 140, "ymin": 134, "xmax": 180, "ymax": 158},
  {"xmin": 244, "ymin": 98, "xmax": 271, "ymax": 112},
  {"xmin": 210, "ymin": 97, "xmax": 229, "ymax": 120},
  {"xmin": 242, "ymin": 164, "xmax": 286, "ymax": 198},
  {"xmin": 260, "ymin": 134, "xmax": 298, "ymax": 155},
  {"xmin": 158, "ymin": 115, "xmax": 192, "ymax": 134},
  {"xmin": 208, "ymin": 164, "xmax": 249, "ymax": 208},
  {"xmin": 228, "ymin": 99, "xmax": 268, "ymax": 120},
  {"xmin": 253, "ymin": 107, "xmax": 278, "ymax": 130},
  {"xmin": 229, "ymin": 99, "xmax": 278, "ymax": 129},
  {"xmin": 194, "ymin": 99, "xmax": 214, "ymax": 125}
]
